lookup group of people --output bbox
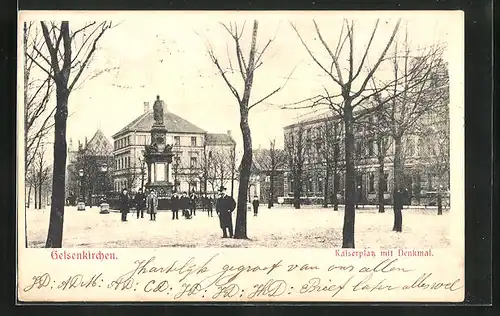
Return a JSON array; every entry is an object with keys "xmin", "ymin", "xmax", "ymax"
[
  {"xmin": 117, "ymin": 186, "xmax": 249, "ymax": 239},
  {"xmin": 170, "ymin": 191, "xmax": 204, "ymax": 220},
  {"xmin": 119, "ymin": 188, "xmax": 159, "ymax": 221}
]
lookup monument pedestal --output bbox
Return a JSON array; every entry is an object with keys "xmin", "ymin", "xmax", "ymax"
[{"xmin": 143, "ymin": 95, "xmax": 174, "ymax": 209}]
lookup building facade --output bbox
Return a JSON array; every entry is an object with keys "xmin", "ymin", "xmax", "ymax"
[
  {"xmin": 65, "ymin": 129, "xmax": 114, "ymax": 205},
  {"xmin": 282, "ymin": 106, "xmax": 450, "ymax": 205},
  {"xmin": 250, "ymin": 148, "xmax": 287, "ymax": 204},
  {"xmin": 111, "ymin": 100, "xmax": 236, "ymax": 194}
]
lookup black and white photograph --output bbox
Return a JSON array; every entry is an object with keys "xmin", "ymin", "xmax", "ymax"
[
  {"xmin": 17, "ymin": 10, "xmax": 464, "ymax": 303},
  {"xmin": 20, "ymin": 11, "xmax": 457, "ymax": 249}
]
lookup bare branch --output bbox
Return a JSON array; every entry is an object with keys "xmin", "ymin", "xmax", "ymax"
[
  {"xmin": 68, "ymin": 22, "xmax": 111, "ymax": 92},
  {"xmin": 290, "ymin": 22, "xmax": 343, "ymax": 87}
]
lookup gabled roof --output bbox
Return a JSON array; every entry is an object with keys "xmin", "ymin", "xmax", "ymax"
[
  {"xmin": 205, "ymin": 133, "xmax": 236, "ymax": 146},
  {"xmin": 85, "ymin": 129, "xmax": 113, "ymax": 156},
  {"xmin": 113, "ymin": 109, "xmax": 206, "ymax": 138}
]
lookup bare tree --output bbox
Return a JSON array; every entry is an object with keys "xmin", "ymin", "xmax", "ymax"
[
  {"xmin": 27, "ymin": 21, "xmax": 114, "ymax": 247},
  {"xmin": 204, "ymin": 147, "xmax": 234, "ymax": 195},
  {"xmin": 24, "ymin": 22, "xmax": 55, "ymax": 174},
  {"xmin": 207, "ymin": 20, "xmax": 291, "ymax": 238},
  {"xmin": 372, "ymin": 30, "xmax": 449, "ymax": 197},
  {"xmin": 33, "ymin": 146, "xmax": 51, "ymax": 209},
  {"xmin": 284, "ymin": 124, "xmax": 306, "ymax": 209},
  {"xmin": 71, "ymin": 146, "xmax": 113, "ymax": 207},
  {"xmin": 266, "ymin": 139, "xmax": 287, "ymax": 208},
  {"xmin": 316, "ymin": 119, "xmax": 344, "ymax": 210},
  {"xmin": 252, "ymin": 139, "xmax": 287, "ymax": 208},
  {"xmin": 290, "ymin": 19, "xmax": 402, "ymax": 248}
]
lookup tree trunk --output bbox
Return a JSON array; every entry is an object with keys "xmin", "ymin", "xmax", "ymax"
[
  {"xmin": 268, "ymin": 171, "xmax": 274, "ymax": 208},
  {"xmin": 342, "ymin": 105, "xmax": 356, "ymax": 248},
  {"xmin": 392, "ymin": 136, "xmax": 404, "ymax": 232},
  {"xmin": 45, "ymin": 87, "xmax": 69, "ymax": 248},
  {"xmin": 230, "ymin": 149, "xmax": 235, "ymax": 198},
  {"xmin": 34, "ymin": 185, "xmax": 38, "ymax": 209},
  {"xmin": 38, "ymin": 175, "xmax": 43, "ymax": 209},
  {"xmin": 27, "ymin": 184, "xmax": 32, "ymax": 209},
  {"xmin": 377, "ymin": 149, "xmax": 385, "ymax": 213},
  {"xmin": 333, "ymin": 145, "xmax": 339, "ymax": 211},
  {"xmin": 88, "ymin": 187, "xmax": 93, "ymax": 208},
  {"xmin": 234, "ymin": 111, "xmax": 252, "ymax": 239},
  {"xmin": 393, "ymin": 136, "xmax": 404, "ymax": 191},
  {"xmin": 323, "ymin": 167, "xmax": 330, "ymax": 208},
  {"xmin": 293, "ymin": 174, "xmax": 301, "ymax": 209}
]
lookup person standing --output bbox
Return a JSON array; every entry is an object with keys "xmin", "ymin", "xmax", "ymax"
[
  {"xmin": 215, "ymin": 186, "xmax": 236, "ymax": 238},
  {"xmin": 189, "ymin": 192, "xmax": 198, "ymax": 216},
  {"xmin": 171, "ymin": 191, "xmax": 180, "ymax": 220},
  {"xmin": 146, "ymin": 189, "xmax": 158, "ymax": 221},
  {"xmin": 135, "ymin": 188, "xmax": 146, "ymax": 219},
  {"xmin": 119, "ymin": 188, "xmax": 130, "ymax": 222},
  {"xmin": 207, "ymin": 196, "xmax": 214, "ymax": 217},
  {"xmin": 252, "ymin": 195, "xmax": 260, "ymax": 217},
  {"xmin": 393, "ymin": 188, "xmax": 404, "ymax": 232},
  {"xmin": 181, "ymin": 192, "xmax": 191, "ymax": 219}
]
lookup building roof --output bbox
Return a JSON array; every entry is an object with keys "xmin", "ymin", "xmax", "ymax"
[
  {"xmin": 112, "ymin": 109, "xmax": 206, "ymax": 138},
  {"xmin": 205, "ymin": 133, "xmax": 236, "ymax": 146},
  {"xmin": 85, "ymin": 129, "xmax": 113, "ymax": 156}
]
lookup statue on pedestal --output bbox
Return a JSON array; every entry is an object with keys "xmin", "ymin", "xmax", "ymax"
[{"xmin": 153, "ymin": 95, "xmax": 164, "ymax": 125}]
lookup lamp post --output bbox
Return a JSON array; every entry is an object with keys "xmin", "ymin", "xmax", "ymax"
[
  {"xmin": 77, "ymin": 169, "xmax": 85, "ymax": 211},
  {"xmin": 99, "ymin": 163, "xmax": 110, "ymax": 214}
]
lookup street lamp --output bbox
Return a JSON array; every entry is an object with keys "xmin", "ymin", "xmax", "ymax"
[
  {"xmin": 77, "ymin": 169, "xmax": 85, "ymax": 211},
  {"xmin": 99, "ymin": 162, "xmax": 110, "ymax": 214}
]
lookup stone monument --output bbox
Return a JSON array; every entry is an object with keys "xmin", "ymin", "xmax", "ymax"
[{"xmin": 143, "ymin": 95, "xmax": 174, "ymax": 204}]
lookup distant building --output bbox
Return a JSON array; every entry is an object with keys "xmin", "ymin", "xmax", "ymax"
[
  {"xmin": 65, "ymin": 129, "xmax": 113, "ymax": 204},
  {"xmin": 111, "ymin": 99, "xmax": 236, "ymax": 194},
  {"xmin": 250, "ymin": 147, "xmax": 287, "ymax": 204},
  {"xmin": 283, "ymin": 106, "xmax": 450, "ymax": 205}
]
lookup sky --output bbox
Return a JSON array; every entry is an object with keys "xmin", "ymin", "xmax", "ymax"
[{"xmin": 20, "ymin": 11, "xmax": 462, "ymax": 157}]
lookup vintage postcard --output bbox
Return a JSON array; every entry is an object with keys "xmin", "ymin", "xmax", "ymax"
[{"xmin": 17, "ymin": 10, "xmax": 464, "ymax": 302}]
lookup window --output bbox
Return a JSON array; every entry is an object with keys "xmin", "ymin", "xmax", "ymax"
[
  {"xmin": 208, "ymin": 151, "xmax": 212, "ymax": 158},
  {"xmin": 190, "ymin": 156, "xmax": 198, "ymax": 168},
  {"xmin": 191, "ymin": 137, "xmax": 197, "ymax": 147},
  {"xmin": 174, "ymin": 155, "xmax": 181, "ymax": 166},
  {"xmin": 174, "ymin": 136, "xmax": 180, "ymax": 146},
  {"xmin": 418, "ymin": 138, "xmax": 424, "ymax": 156},
  {"xmin": 369, "ymin": 173, "xmax": 375, "ymax": 193},
  {"xmin": 382, "ymin": 173, "xmax": 389, "ymax": 192},
  {"xmin": 318, "ymin": 178, "xmax": 323, "ymax": 192},
  {"xmin": 407, "ymin": 139, "xmax": 415, "ymax": 156},
  {"xmin": 356, "ymin": 141, "xmax": 362, "ymax": 157},
  {"xmin": 265, "ymin": 176, "xmax": 271, "ymax": 182},
  {"xmin": 128, "ymin": 136, "xmax": 131, "ymax": 146},
  {"xmin": 368, "ymin": 140, "xmax": 375, "ymax": 156}
]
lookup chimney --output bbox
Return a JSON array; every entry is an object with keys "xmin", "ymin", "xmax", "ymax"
[
  {"xmin": 69, "ymin": 138, "xmax": 73, "ymax": 151},
  {"xmin": 144, "ymin": 101, "xmax": 149, "ymax": 113},
  {"xmin": 227, "ymin": 130, "xmax": 231, "ymax": 136},
  {"xmin": 85, "ymin": 137, "xmax": 88, "ymax": 148}
]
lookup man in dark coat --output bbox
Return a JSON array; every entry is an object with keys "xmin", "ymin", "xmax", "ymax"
[
  {"xmin": 206, "ymin": 197, "xmax": 214, "ymax": 217},
  {"xmin": 180, "ymin": 192, "xmax": 192, "ymax": 219},
  {"xmin": 189, "ymin": 192, "xmax": 197, "ymax": 216},
  {"xmin": 119, "ymin": 188, "xmax": 130, "ymax": 222},
  {"xmin": 393, "ymin": 188, "xmax": 404, "ymax": 232},
  {"xmin": 135, "ymin": 188, "xmax": 146, "ymax": 219},
  {"xmin": 171, "ymin": 191, "xmax": 180, "ymax": 220},
  {"xmin": 252, "ymin": 195, "xmax": 260, "ymax": 217},
  {"xmin": 215, "ymin": 186, "xmax": 236, "ymax": 238}
]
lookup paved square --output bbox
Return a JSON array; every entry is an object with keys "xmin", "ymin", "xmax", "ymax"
[{"xmin": 25, "ymin": 206, "xmax": 451, "ymax": 248}]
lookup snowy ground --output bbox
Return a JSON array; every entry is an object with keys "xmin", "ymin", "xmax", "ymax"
[{"xmin": 25, "ymin": 206, "xmax": 451, "ymax": 248}]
